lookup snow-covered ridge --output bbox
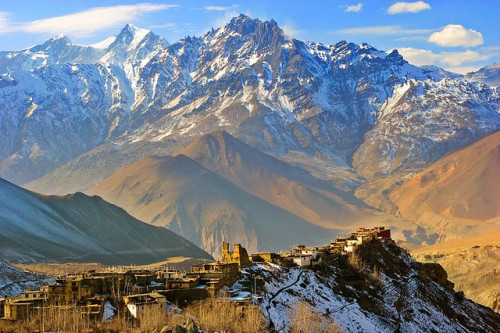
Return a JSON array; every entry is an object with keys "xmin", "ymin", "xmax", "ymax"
[{"xmin": 89, "ymin": 36, "xmax": 117, "ymax": 49}]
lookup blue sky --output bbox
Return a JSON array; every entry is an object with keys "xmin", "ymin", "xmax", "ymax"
[{"xmin": 0, "ymin": 0, "xmax": 498, "ymax": 73}]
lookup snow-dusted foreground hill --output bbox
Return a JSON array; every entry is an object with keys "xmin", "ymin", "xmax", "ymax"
[
  {"xmin": 240, "ymin": 241, "xmax": 500, "ymax": 332},
  {"xmin": 0, "ymin": 260, "xmax": 52, "ymax": 297}
]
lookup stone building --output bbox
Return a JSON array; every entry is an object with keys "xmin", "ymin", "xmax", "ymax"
[
  {"xmin": 123, "ymin": 292, "xmax": 166, "ymax": 319},
  {"xmin": 221, "ymin": 242, "xmax": 252, "ymax": 269},
  {"xmin": 190, "ymin": 262, "xmax": 239, "ymax": 287}
]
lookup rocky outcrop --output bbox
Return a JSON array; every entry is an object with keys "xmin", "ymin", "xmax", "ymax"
[
  {"xmin": 0, "ymin": 260, "xmax": 52, "ymax": 297},
  {"xmin": 412, "ymin": 231, "xmax": 500, "ymax": 314},
  {"xmin": 418, "ymin": 262, "xmax": 454, "ymax": 288}
]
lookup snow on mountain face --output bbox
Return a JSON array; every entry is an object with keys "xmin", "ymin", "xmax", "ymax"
[
  {"xmin": 353, "ymin": 78, "xmax": 500, "ymax": 178},
  {"xmin": 466, "ymin": 62, "xmax": 500, "ymax": 87},
  {"xmin": 0, "ymin": 63, "xmax": 133, "ymax": 182},
  {"xmin": 90, "ymin": 36, "xmax": 117, "ymax": 49},
  {"xmin": 126, "ymin": 15, "xmax": 455, "ymax": 161},
  {"xmin": 0, "ymin": 260, "xmax": 52, "ymax": 297},
  {"xmin": 120, "ymin": 15, "xmax": 499, "ymax": 180},
  {"xmin": 0, "ymin": 35, "xmax": 105, "ymax": 73},
  {"xmin": 100, "ymin": 24, "xmax": 167, "ymax": 84},
  {"xmin": 0, "ymin": 24, "xmax": 167, "ymax": 184},
  {"xmin": 1, "ymin": 15, "xmax": 499, "ymax": 189}
]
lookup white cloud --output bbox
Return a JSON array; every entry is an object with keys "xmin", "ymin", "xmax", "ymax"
[
  {"xmin": 204, "ymin": 5, "xmax": 238, "ymax": 11},
  {"xmin": 0, "ymin": 12, "xmax": 9, "ymax": 33},
  {"xmin": 387, "ymin": 1, "xmax": 431, "ymax": 14},
  {"xmin": 398, "ymin": 47, "xmax": 490, "ymax": 70},
  {"xmin": 428, "ymin": 24, "xmax": 484, "ymax": 47},
  {"xmin": 3, "ymin": 4, "xmax": 176, "ymax": 37},
  {"xmin": 333, "ymin": 25, "xmax": 431, "ymax": 35},
  {"xmin": 397, "ymin": 47, "xmax": 440, "ymax": 65},
  {"xmin": 282, "ymin": 22, "xmax": 304, "ymax": 39},
  {"xmin": 478, "ymin": 45, "xmax": 500, "ymax": 58},
  {"xmin": 345, "ymin": 3, "xmax": 363, "ymax": 13},
  {"xmin": 438, "ymin": 50, "xmax": 488, "ymax": 66}
]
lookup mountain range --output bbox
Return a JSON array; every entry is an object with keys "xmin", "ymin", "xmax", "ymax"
[{"xmin": 0, "ymin": 14, "xmax": 498, "ymax": 256}]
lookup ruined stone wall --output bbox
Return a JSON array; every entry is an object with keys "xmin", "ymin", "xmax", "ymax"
[{"xmin": 221, "ymin": 242, "xmax": 252, "ymax": 268}]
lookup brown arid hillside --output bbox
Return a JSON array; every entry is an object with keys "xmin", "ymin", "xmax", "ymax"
[
  {"xmin": 87, "ymin": 154, "xmax": 337, "ymax": 257},
  {"xmin": 387, "ymin": 131, "xmax": 500, "ymax": 242},
  {"xmin": 412, "ymin": 230, "xmax": 500, "ymax": 313},
  {"xmin": 88, "ymin": 132, "xmax": 418, "ymax": 256},
  {"xmin": 177, "ymin": 131, "xmax": 374, "ymax": 230}
]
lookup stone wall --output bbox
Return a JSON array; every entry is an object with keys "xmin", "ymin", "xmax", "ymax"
[{"xmin": 221, "ymin": 242, "xmax": 252, "ymax": 268}]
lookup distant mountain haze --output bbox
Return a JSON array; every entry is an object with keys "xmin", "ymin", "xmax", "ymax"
[
  {"xmin": 87, "ymin": 131, "xmax": 412, "ymax": 256},
  {"xmin": 0, "ymin": 178, "xmax": 211, "ymax": 264}
]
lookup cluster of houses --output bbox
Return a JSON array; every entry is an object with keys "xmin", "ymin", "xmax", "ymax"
[
  {"xmin": 0, "ymin": 227, "xmax": 392, "ymax": 323},
  {"xmin": 260, "ymin": 226, "xmax": 392, "ymax": 267},
  {"xmin": 327, "ymin": 226, "xmax": 392, "ymax": 254},
  {"xmin": 0, "ymin": 261, "xmax": 241, "ymax": 322}
]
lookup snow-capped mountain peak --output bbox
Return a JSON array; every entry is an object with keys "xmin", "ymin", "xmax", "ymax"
[
  {"xmin": 100, "ymin": 24, "xmax": 166, "ymax": 65},
  {"xmin": 53, "ymin": 33, "xmax": 68, "ymax": 41},
  {"xmin": 217, "ymin": 14, "xmax": 285, "ymax": 48},
  {"xmin": 111, "ymin": 23, "xmax": 153, "ymax": 50}
]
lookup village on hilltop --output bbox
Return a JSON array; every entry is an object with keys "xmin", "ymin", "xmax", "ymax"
[{"xmin": 0, "ymin": 227, "xmax": 392, "ymax": 322}]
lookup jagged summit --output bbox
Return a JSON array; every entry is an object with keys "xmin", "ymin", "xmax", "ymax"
[
  {"xmin": 107, "ymin": 23, "xmax": 154, "ymax": 50},
  {"xmin": 225, "ymin": 14, "xmax": 282, "ymax": 33},
  {"xmin": 30, "ymin": 34, "xmax": 72, "ymax": 52},
  {"xmin": 52, "ymin": 33, "xmax": 70, "ymax": 41},
  {"xmin": 116, "ymin": 23, "xmax": 152, "ymax": 41},
  {"xmin": 215, "ymin": 14, "xmax": 286, "ymax": 47},
  {"xmin": 123, "ymin": 23, "xmax": 146, "ymax": 32}
]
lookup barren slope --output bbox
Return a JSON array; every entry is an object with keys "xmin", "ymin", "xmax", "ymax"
[
  {"xmin": 388, "ymin": 131, "xmax": 500, "ymax": 241},
  {"xmin": 0, "ymin": 178, "xmax": 210, "ymax": 265},
  {"xmin": 87, "ymin": 154, "xmax": 334, "ymax": 256},
  {"xmin": 177, "ymin": 131, "xmax": 375, "ymax": 230}
]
